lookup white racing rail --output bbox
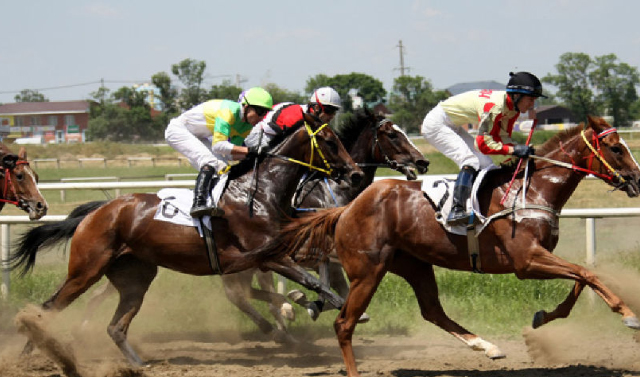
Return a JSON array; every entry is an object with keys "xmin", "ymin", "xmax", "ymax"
[{"xmin": 1, "ymin": 176, "xmax": 639, "ymax": 298}]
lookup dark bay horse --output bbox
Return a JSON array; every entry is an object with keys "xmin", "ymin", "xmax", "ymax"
[
  {"xmin": 218, "ymin": 107, "xmax": 430, "ymax": 332},
  {"xmin": 9, "ymin": 114, "xmax": 363, "ymax": 367},
  {"xmin": 264, "ymin": 116, "xmax": 640, "ymax": 377},
  {"xmin": 0, "ymin": 144, "xmax": 47, "ymax": 219}
]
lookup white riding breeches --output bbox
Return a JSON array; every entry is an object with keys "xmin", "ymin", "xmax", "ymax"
[
  {"xmin": 165, "ymin": 118, "xmax": 226, "ymax": 172},
  {"xmin": 421, "ymin": 105, "xmax": 493, "ymax": 171}
]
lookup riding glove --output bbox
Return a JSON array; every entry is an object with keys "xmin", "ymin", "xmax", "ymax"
[
  {"xmin": 512, "ymin": 144, "xmax": 535, "ymax": 158},
  {"xmin": 246, "ymin": 145, "xmax": 270, "ymax": 159}
]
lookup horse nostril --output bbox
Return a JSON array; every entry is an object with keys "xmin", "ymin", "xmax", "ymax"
[{"xmin": 350, "ymin": 171, "xmax": 364, "ymax": 187}]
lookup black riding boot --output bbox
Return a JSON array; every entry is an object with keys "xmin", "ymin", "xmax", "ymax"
[
  {"xmin": 190, "ymin": 166, "xmax": 225, "ymax": 218},
  {"xmin": 446, "ymin": 166, "xmax": 477, "ymax": 225}
]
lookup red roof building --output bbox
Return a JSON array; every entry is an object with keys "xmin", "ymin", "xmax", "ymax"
[{"xmin": 0, "ymin": 100, "xmax": 94, "ymax": 143}]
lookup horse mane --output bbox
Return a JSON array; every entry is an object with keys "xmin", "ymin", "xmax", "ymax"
[
  {"xmin": 534, "ymin": 122, "xmax": 585, "ymax": 157},
  {"xmin": 227, "ymin": 118, "xmax": 310, "ymax": 180},
  {"xmin": 334, "ymin": 107, "xmax": 375, "ymax": 151}
]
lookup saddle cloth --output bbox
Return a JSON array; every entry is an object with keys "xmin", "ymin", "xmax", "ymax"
[
  {"xmin": 153, "ymin": 174, "xmax": 229, "ymax": 234},
  {"xmin": 421, "ymin": 165, "xmax": 497, "ymax": 236}
]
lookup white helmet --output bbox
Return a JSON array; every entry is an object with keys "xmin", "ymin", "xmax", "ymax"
[{"xmin": 310, "ymin": 87, "xmax": 342, "ymax": 109}]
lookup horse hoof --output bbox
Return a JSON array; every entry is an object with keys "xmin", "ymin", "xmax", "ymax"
[
  {"xmin": 280, "ymin": 302, "xmax": 295, "ymax": 321},
  {"xmin": 272, "ymin": 329, "xmax": 298, "ymax": 345},
  {"xmin": 357, "ymin": 313, "xmax": 371, "ymax": 324},
  {"xmin": 623, "ymin": 316, "xmax": 640, "ymax": 329},
  {"xmin": 485, "ymin": 346, "xmax": 506, "ymax": 360},
  {"xmin": 532, "ymin": 311, "xmax": 545, "ymax": 329},
  {"xmin": 307, "ymin": 302, "xmax": 320, "ymax": 321},
  {"xmin": 287, "ymin": 289, "xmax": 309, "ymax": 306}
]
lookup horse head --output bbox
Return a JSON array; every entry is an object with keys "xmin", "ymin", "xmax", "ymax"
[
  {"xmin": 370, "ymin": 112, "xmax": 429, "ymax": 179},
  {"xmin": 0, "ymin": 146, "xmax": 48, "ymax": 219},
  {"xmin": 279, "ymin": 113, "xmax": 363, "ymax": 187},
  {"xmin": 582, "ymin": 115, "xmax": 640, "ymax": 197}
]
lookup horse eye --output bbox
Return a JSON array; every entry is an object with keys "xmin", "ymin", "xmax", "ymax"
[
  {"xmin": 610, "ymin": 145, "xmax": 623, "ymax": 155},
  {"xmin": 15, "ymin": 173, "xmax": 24, "ymax": 181},
  {"xmin": 387, "ymin": 132, "xmax": 398, "ymax": 139},
  {"xmin": 326, "ymin": 140, "xmax": 339, "ymax": 154}
]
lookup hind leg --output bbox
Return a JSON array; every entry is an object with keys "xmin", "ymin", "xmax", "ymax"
[
  {"xmin": 105, "ymin": 256, "xmax": 157, "ymax": 367},
  {"xmin": 389, "ymin": 252, "xmax": 505, "ymax": 359},
  {"xmin": 81, "ymin": 281, "xmax": 117, "ymax": 328},
  {"xmin": 221, "ymin": 270, "xmax": 278, "ymax": 335}
]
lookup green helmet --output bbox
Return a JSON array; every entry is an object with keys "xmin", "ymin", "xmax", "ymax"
[{"xmin": 239, "ymin": 87, "xmax": 273, "ymax": 110}]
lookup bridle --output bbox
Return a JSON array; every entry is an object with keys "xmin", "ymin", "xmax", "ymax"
[
  {"xmin": 0, "ymin": 158, "xmax": 31, "ymax": 207},
  {"xmin": 267, "ymin": 122, "xmax": 335, "ymax": 177},
  {"xmin": 356, "ymin": 118, "xmax": 399, "ymax": 170},
  {"xmin": 531, "ymin": 128, "xmax": 628, "ymax": 185}
]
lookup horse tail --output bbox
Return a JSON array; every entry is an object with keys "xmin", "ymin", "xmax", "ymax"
[
  {"xmin": 250, "ymin": 206, "xmax": 349, "ymax": 265},
  {"xmin": 9, "ymin": 201, "xmax": 107, "ymax": 276}
]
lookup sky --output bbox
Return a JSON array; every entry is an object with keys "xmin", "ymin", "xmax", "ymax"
[{"xmin": 2, "ymin": 0, "xmax": 640, "ymax": 104}]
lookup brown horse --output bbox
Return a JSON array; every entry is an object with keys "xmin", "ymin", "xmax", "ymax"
[
  {"xmin": 9, "ymin": 114, "xmax": 363, "ymax": 367},
  {"xmin": 219, "ymin": 107, "xmax": 430, "ymax": 331},
  {"xmin": 0, "ymin": 143, "xmax": 47, "ymax": 219},
  {"xmin": 264, "ymin": 116, "xmax": 640, "ymax": 376},
  {"xmin": 77, "ymin": 107, "xmax": 430, "ymax": 342}
]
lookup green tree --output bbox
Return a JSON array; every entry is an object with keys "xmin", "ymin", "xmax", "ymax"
[
  {"xmin": 152, "ymin": 71, "xmax": 179, "ymax": 115},
  {"xmin": 172, "ymin": 58, "xmax": 207, "ymax": 111},
  {"xmin": 543, "ymin": 53, "xmax": 599, "ymax": 124},
  {"xmin": 263, "ymin": 83, "xmax": 305, "ymax": 105},
  {"xmin": 14, "ymin": 89, "xmax": 48, "ymax": 102},
  {"xmin": 388, "ymin": 75, "xmax": 448, "ymax": 133},
  {"xmin": 543, "ymin": 52, "xmax": 639, "ymax": 126},
  {"xmin": 305, "ymin": 73, "xmax": 386, "ymax": 112},
  {"xmin": 88, "ymin": 86, "xmax": 162, "ymax": 142},
  {"xmin": 207, "ymin": 80, "xmax": 243, "ymax": 101},
  {"xmin": 590, "ymin": 54, "xmax": 639, "ymax": 127}
]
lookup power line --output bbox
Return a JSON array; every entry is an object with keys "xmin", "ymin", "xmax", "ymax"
[{"xmin": 0, "ymin": 79, "xmax": 149, "ymax": 95}]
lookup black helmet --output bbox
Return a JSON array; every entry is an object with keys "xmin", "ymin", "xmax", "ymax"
[{"xmin": 506, "ymin": 72, "xmax": 547, "ymax": 98}]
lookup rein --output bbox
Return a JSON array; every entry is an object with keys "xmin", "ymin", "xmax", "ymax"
[{"xmin": 528, "ymin": 129, "xmax": 626, "ymax": 183}]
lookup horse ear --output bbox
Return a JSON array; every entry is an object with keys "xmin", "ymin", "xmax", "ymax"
[
  {"xmin": 586, "ymin": 115, "xmax": 608, "ymax": 133},
  {"xmin": 19, "ymin": 146, "xmax": 27, "ymax": 160}
]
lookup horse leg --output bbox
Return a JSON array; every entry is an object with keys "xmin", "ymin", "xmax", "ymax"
[
  {"xmin": 253, "ymin": 271, "xmax": 295, "ymax": 327},
  {"xmin": 105, "ymin": 256, "xmax": 158, "ymax": 367},
  {"xmin": 81, "ymin": 281, "xmax": 117, "ymax": 329},
  {"xmin": 333, "ymin": 254, "xmax": 389, "ymax": 377},
  {"xmin": 261, "ymin": 257, "xmax": 345, "ymax": 309},
  {"xmin": 532, "ymin": 281, "xmax": 584, "ymax": 328},
  {"xmin": 516, "ymin": 245, "xmax": 640, "ymax": 329},
  {"xmin": 221, "ymin": 271, "xmax": 277, "ymax": 335},
  {"xmin": 389, "ymin": 252, "xmax": 505, "ymax": 359}
]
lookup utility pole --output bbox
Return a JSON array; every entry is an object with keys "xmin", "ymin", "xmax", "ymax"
[{"xmin": 395, "ymin": 40, "xmax": 410, "ymax": 77}]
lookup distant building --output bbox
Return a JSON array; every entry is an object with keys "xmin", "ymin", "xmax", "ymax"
[{"xmin": 0, "ymin": 101, "xmax": 94, "ymax": 143}]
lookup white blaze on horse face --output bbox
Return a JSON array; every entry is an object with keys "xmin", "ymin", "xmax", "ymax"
[
  {"xmin": 620, "ymin": 138, "xmax": 640, "ymax": 171},
  {"xmin": 392, "ymin": 124, "xmax": 420, "ymax": 150}
]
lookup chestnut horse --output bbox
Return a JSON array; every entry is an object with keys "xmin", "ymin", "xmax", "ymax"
[
  {"xmin": 9, "ymin": 114, "xmax": 363, "ymax": 367},
  {"xmin": 0, "ymin": 144, "xmax": 47, "ymax": 219},
  {"xmin": 219, "ymin": 107, "xmax": 429, "ymax": 332},
  {"xmin": 78, "ymin": 107, "xmax": 430, "ymax": 342},
  {"xmin": 264, "ymin": 116, "xmax": 640, "ymax": 376}
]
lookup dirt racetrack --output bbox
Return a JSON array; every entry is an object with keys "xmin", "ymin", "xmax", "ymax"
[{"xmin": 3, "ymin": 312, "xmax": 640, "ymax": 377}]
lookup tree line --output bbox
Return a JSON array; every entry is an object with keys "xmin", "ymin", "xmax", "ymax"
[{"xmin": 9, "ymin": 52, "xmax": 640, "ymax": 141}]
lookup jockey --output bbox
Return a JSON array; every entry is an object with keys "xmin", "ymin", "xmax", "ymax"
[
  {"xmin": 164, "ymin": 87, "xmax": 273, "ymax": 218},
  {"xmin": 421, "ymin": 71, "xmax": 546, "ymax": 225},
  {"xmin": 244, "ymin": 87, "xmax": 342, "ymax": 148}
]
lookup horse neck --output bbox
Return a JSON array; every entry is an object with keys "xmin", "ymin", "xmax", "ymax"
[
  {"xmin": 247, "ymin": 131, "xmax": 317, "ymax": 210},
  {"xmin": 525, "ymin": 136, "xmax": 589, "ymax": 210},
  {"xmin": 346, "ymin": 127, "xmax": 377, "ymax": 187}
]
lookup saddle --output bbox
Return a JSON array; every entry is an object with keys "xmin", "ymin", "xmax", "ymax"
[
  {"xmin": 154, "ymin": 174, "xmax": 229, "ymax": 232},
  {"xmin": 421, "ymin": 166, "xmax": 497, "ymax": 236}
]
